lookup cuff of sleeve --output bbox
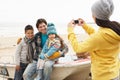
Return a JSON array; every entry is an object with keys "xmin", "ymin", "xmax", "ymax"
[
  {"xmin": 44, "ymin": 54, "xmax": 49, "ymax": 59},
  {"xmin": 67, "ymin": 27, "xmax": 74, "ymax": 34}
]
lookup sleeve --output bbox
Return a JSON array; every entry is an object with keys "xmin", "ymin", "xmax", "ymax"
[
  {"xmin": 39, "ymin": 41, "xmax": 48, "ymax": 59},
  {"xmin": 34, "ymin": 33, "xmax": 42, "ymax": 53},
  {"xmin": 46, "ymin": 39, "xmax": 61, "ymax": 57},
  {"xmin": 15, "ymin": 42, "xmax": 22, "ymax": 65},
  {"xmin": 68, "ymin": 32, "xmax": 99, "ymax": 53},
  {"xmin": 82, "ymin": 23, "xmax": 96, "ymax": 35}
]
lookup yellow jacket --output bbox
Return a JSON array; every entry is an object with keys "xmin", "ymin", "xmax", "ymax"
[{"xmin": 68, "ymin": 24, "xmax": 120, "ymax": 80}]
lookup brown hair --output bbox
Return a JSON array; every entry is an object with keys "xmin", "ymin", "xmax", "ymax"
[
  {"xmin": 36, "ymin": 18, "xmax": 47, "ymax": 28},
  {"xmin": 25, "ymin": 25, "xmax": 34, "ymax": 33},
  {"xmin": 55, "ymin": 34, "xmax": 64, "ymax": 48},
  {"xmin": 96, "ymin": 18, "xmax": 120, "ymax": 35}
]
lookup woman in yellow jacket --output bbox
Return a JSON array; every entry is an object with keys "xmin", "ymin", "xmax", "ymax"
[{"xmin": 67, "ymin": 0, "xmax": 120, "ymax": 80}]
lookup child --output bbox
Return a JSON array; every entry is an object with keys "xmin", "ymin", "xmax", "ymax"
[
  {"xmin": 37, "ymin": 23, "xmax": 65, "ymax": 80},
  {"xmin": 14, "ymin": 25, "xmax": 35, "ymax": 80}
]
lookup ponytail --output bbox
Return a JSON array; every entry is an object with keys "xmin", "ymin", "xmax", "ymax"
[{"xmin": 96, "ymin": 18, "xmax": 120, "ymax": 35}]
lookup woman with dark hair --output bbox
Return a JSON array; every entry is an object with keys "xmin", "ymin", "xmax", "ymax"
[{"xmin": 67, "ymin": 0, "xmax": 120, "ymax": 80}]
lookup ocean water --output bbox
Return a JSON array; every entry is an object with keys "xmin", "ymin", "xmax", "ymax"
[
  {"xmin": 0, "ymin": 22, "xmax": 27, "ymax": 37},
  {"xmin": 0, "ymin": 22, "xmax": 98, "ymax": 37}
]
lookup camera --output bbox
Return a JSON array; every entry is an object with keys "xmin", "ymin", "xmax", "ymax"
[{"xmin": 74, "ymin": 20, "xmax": 79, "ymax": 24}]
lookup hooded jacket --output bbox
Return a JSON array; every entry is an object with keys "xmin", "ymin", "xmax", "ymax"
[{"xmin": 68, "ymin": 24, "xmax": 120, "ymax": 80}]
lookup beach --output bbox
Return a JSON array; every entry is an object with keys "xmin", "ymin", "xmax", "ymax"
[{"xmin": 0, "ymin": 33, "xmax": 89, "ymax": 79}]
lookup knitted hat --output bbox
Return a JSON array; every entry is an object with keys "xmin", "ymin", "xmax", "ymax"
[
  {"xmin": 91, "ymin": 0, "xmax": 114, "ymax": 20},
  {"xmin": 47, "ymin": 23, "xmax": 57, "ymax": 35}
]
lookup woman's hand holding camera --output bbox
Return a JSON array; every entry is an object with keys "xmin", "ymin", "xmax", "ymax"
[
  {"xmin": 77, "ymin": 18, "xmax": 85, "ymax": 26},
  {"xmin": 68, "ymin": 18, "xmax": 85, "ymax": 28},
  {"xmin": 68, "ymin": 19, "xmax": 75, "ymax": 28},
  {"xmin": 67, "ymin": 18, "xmax": 86, "ymax": 34}
]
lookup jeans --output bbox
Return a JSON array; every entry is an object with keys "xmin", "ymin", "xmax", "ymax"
[
  {"xmin": 37, "ymin": 60, "xmax": 55, "ymax": 80},
  {"xmin": 23, "ymin": 60, "xmax": 38, "ymax": 80},
  {"xmin": 37, "ymin": 69, "xmax": 44, "ymax": 80},
  {"xmin": 14, "ymin": 63, "xmax": 28, "ymax": 80}
]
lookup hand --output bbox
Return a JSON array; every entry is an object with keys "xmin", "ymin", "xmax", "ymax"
[
  {"xmin": 67, "ymin": 19, "xmax": 76, "ymax": 28},
  {"xmin": 77, "ymin": 18, "xmax": 85, "ymax": 26},
  {"xmin": 39, "ymin": 54, "xmax": 45, "ymax": 60},
  {"xmin": 16, "ymin": 65, "xmax": 21, "ymax": 71},
  {"xmin": 67, "ymin": 20, "xmax": 75, "ymax": 34},
  {"xmin": 17, "ymin": 38, "xmax": 22, "ymax": 45}
]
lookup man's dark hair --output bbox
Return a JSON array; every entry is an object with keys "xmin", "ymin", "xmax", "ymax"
[
  {"xmin": 36, "ymin": 18, "xmax": 47, "ymax": 28},
  {"xmin": 25, "ymin": 25, "xmax": 34, "ymax": 33}
]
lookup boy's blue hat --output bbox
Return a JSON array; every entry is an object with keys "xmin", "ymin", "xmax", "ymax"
[{"xmin": 47, "ymin": 23, "xmax": 57, "ymax": 35}]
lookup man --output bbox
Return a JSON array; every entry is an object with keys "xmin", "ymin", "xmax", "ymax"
[{"xmin": 23, "ymin": 18, "xmax": 68, "ymax": 80}]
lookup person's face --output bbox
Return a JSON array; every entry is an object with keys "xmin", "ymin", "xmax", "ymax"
[
  {"xmin": 37, "ymin": 22, "xmax": 47, "ymax": 34},
  {"xmin": 25, "ymin": 30, "xmax": 34, "ymax": 39},
  {"xmin": 48, "ymin": 34, "xmax": 56, "ymax": 40}
]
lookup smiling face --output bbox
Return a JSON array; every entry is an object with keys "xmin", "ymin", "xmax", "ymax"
[
  {"xmin": 37, "ymin": 22, "xmax": 47, "ymax": 34},
  {"xmin": 25, "ymin": 29, "xmax": 34, "ymax": 39},
  {"xmin": 48, "ymin": 34, "xmax": 56, "ymax": 40}
]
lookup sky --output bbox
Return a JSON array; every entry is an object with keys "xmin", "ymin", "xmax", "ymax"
[{"xmin": 0, "ymin": 0, "xmax": 120, "ymax": 24}]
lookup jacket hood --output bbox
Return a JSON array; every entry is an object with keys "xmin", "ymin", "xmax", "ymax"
[{"xmin": 99, "ymin": 27, "xmax": 120, "ymax": 44}]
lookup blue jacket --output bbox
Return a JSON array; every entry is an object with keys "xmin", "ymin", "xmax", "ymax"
[
  {"xmin": 40, "ymin": 38, "xmax": 61, "ymax": 59},
  {"xmin": 35, "ymin": 32, "xmax": 69, "ymax": 60}
]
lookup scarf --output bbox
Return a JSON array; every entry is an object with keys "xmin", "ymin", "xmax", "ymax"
[{"xmin": 24, "ymin": 37, "xmax": 35, "ymax": 63}]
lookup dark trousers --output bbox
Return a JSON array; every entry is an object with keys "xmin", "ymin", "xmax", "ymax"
[{"xmin": 14, "ymin": 63, "xmax": 28, "ymax": 80}]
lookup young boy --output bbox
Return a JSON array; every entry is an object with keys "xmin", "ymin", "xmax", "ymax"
[{"xmin": 14, "ymin": 25, "xmax": 35, "ymax": 80}]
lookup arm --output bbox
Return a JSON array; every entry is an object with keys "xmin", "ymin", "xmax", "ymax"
[
  {"xmin": 39, "ymin": 40, "xmax": 48, "ymax": 59},
  {"xmin": 17, "ymin": 38, "xmax": 22, "ymax": 45},
  {"xmin": 15, "ymin": 41, "xmax": 22, "ymax": 70},
  {"xmin": 46, "ymin": 39, "xmax": 61, "ymax": 57},
  {"xmin": 77, "ymin": 18, "xmax": 95, "ymax": 35},
  {"xmin": 67, "ymin": 20, "xmax": 98, "ymax": 53},
  {"xmin": 82, "ymin": 23, "xmax": 95, "ymax": 35},
  {"xmin": 34, "ymin": 33, "xmax": 42, "ymax": 54},
  {"xmin": 15, "ymin": 42, "xmax": 22, "ymax": 65},
  {"xmin": 68, "ymin": 32, "xmax": 98, "ymax": 53}
]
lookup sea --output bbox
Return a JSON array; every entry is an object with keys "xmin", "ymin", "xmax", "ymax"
[{"xmin": 0, "ymin": 22, "xmax": 98, "ymax": 37}]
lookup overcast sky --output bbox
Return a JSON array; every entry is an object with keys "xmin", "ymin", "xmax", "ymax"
[{"xmin": 0, "ymin": 0, "xmax": 120, "ymax": 23}]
